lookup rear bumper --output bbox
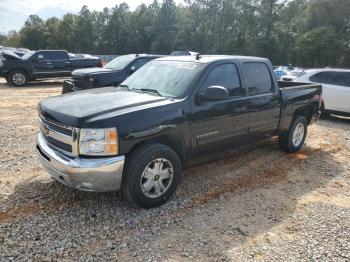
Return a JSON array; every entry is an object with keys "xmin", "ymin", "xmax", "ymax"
[{"xmin": 36, "ymin": 133, "xmax": 125, "ymax": 192}]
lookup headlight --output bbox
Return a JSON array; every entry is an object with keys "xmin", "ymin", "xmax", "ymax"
[{"xmin": 79, "ymin": 128, "xmax": 118, "ymax": 156}]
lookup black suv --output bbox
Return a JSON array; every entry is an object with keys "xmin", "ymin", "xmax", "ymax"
[{"xmin": 62, "ymin": 54, "xmax": 163, "ymax": 94}]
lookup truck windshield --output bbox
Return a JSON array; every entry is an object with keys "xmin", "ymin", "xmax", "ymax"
[
  {"xmin": 104, "ymin": 55, "xmax": 135, "ymax": 70},
  {"xmin": 123, "ymin": 60, "xmax": 204, "ymax": 98}
]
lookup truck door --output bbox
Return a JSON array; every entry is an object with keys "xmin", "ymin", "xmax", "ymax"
[
  {"xmin": 46, "ymin": 51, "xmax": 71, "ymax": 76},
  {"xmin": 242, "ymin": 62, "xmax": 281, "ymax": 137},
  {"xmin": 191, "ymin": 62, "xmax": 250, "ymax": 154},
  {"xmin": 29, "ymin": 51, "xmax": 53, "ymax": 77}
]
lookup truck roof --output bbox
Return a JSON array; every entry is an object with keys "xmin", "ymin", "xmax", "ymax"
[
  {"xmin": 127, "ymin": 54, "xmax": 165, "ymax": 58},
  {"xmin": 156, "ymin": 55, "xmax": 270, "ymax": 64}
]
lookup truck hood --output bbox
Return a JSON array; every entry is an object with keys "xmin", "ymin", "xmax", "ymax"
[
  {"xmin": 72, "ymin": 67, "xmax": 114, "ymax": 77},
  {"xmin": 38, "ymin": 87, "xmax": 171, "ymax": 127}
]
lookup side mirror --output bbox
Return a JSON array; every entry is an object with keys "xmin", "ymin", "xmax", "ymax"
[
  {"xmin": 197, "ymin": 86, "xmax": 229, "ymax": 104},
  {"xmin": 37, "ymin": 54, "xmax": 44, "ymax": 62}
]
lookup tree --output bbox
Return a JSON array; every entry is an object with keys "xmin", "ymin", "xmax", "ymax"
[
  {"xmin": 3, "ymin": 0, "xmax": 350, "ymax": 68},
  {"xmin": 295, "ymin": 27, "xmax": 345, "ymax": 67},
  {"xmin": 20, "ymin": 15, "xmax": 46, "ymax": 49}
]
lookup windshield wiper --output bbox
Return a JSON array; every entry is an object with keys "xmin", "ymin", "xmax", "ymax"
[{"xmin": 138, "ymin": 88, "xmax": 162, "ymax": 96}]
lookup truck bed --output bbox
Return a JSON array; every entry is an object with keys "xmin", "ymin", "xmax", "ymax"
[{"xmin": 277, "ymin": 81, "xmax": 322, "ymax": 134}]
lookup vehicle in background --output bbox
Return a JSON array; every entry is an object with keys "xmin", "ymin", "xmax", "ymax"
[
  {"xmin": 294, "ymin": 68, "xmax": 350, "ymax": 116},
  {"xmin": 62, "ymin": 54, "xmax": 163, "ymax": 94},
  {"xmin": 37, "ymin": 55, "xmax": 322, "ymax": 208},
  {"xmin": 280, "ymin": 68, "xmax": 306, "ymax": 81},
  {"xmin": 0, "ymin": 47, "xmax": 30, "ymax": 57},
  {"xmin": 171, "ymin": 51, "xmax": 199, "ymax": 56},
  {"xmin": 274, "ymin": 66, "xmax": 288, "ymax": 79},
  {"xmin": 0, "ymin": 50, "xmax": 102, "ymax": 87}
]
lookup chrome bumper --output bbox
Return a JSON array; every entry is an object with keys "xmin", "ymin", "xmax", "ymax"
[{"xmin": 36, "ymin": 133, "xmax": 125, "ymax": 192}]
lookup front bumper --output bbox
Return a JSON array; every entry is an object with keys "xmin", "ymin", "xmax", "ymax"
[{"xmin": 36, "ymin": 133, "xmax": 125, "ymax": 192}]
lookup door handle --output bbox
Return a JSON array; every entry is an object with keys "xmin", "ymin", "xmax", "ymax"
[{"xmin": 46, "ymin": 62, "xmax": 52, "ymax": 65}]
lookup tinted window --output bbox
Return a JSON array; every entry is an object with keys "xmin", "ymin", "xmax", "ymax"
[
  {"xmin": 202, "ymin": 63, "xmax": 242, "ymax": 97},
  {"xmin": 243, "ymin": 62, "xmax": 274, "ymax": 95},
  {"xmin": 45, "ymin": 51, "xmax": 68, "ymax": 60},
  {"xmin": 30, "ymin": 52, "xmax": 42, "ymax": 60},
  {"xmin": 310, "ymin": 71, "xmax": 350, "ymax": 87}
]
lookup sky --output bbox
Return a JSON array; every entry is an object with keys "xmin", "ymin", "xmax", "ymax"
[{"xmin": 0, "ymin": 0, "xmax": 182, "ymax": 34}]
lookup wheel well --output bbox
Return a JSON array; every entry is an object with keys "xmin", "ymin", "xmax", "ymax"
[
  {"xmin": 293, "ymin": 104, "xmax": 315, "ymax": 125},
  {"xmin": 8, "ymin": 68, "xmax": 29, "ymax": 78},
  {"xmin": 126, "ymin": 135, "xmax": 186, "ymax": 165}
]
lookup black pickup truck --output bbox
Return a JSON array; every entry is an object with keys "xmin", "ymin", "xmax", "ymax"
[
  {"xmin": 62, "ymin": 54, "xmax": 162, "ymax": 94},
  {"xmin": 36, "ymin": 55, "xmax": 322, "ymax": 208},
  {"xmin": 0, "ymin": 50, "xmax": 102, "ymax": 87}
]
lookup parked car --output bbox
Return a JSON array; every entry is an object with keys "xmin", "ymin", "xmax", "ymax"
[
  {"xmin": 0, "ymin": 50, "xmax": 102, "ymax": 87},
  {"xmin": 274, "ymin": 66, "xmax": 288, "ymax": 79},
  {"xmin": 62, "ymin": 54, "xmax": 163, "ymax": 94},
  {"xmin": 36, "ymin": 55, "xmax": 322, "ymax": 208},
  {"xmin": 293, "ymin": 69, "xmax": 350, "ymax": 116},
  {"xmin": 280, "ymin": 68, "xmax": 306, "ymax": 81}
]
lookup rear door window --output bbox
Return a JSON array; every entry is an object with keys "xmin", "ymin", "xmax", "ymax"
[
  {"xmin": 201, "ymin": 63, "xmax": 242, "ymax": 97},
  {"xmin": 243, "ymin": 62, "xmax": 274, "ymax": 95}
]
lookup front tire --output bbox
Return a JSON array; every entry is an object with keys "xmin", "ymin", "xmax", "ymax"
[
  {"xmin": 122, "ymin": 144, "xmax": 182, "ymax": 209},
  {"xmin": 8, "ymin": 70, "xmax": 28, "ymax": 87},
  {"xmin": 279, "ymin": 116, "xmax": 307, "ymax": 153}
]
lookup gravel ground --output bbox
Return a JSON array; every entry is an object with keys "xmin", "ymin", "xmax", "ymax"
[{"xmin": 0, "ymin": 79, "xmax": 349, "ymax": 261}]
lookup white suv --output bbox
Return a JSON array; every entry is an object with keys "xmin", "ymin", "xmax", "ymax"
[{"xmin": 295, "ymin": 69, "xmax": 350, "ymax": 115}]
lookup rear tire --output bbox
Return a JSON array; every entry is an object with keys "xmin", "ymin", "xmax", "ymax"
[
  {"xmin": 279, "ymin": 116, "xmax": 307, "ymax": 153},
  {"xmin": 122, "ymin": 143, "xmax": 182, "ymax": 209},
  {"xmin": 7, "ymin": 70, "xmax": 28, "ymax": 87}
]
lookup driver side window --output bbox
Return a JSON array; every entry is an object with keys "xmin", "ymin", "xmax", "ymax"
[
  {"xmin": 31, "ymin": 52, "xmax": 44, "ymax": 62},
  {"xmin": 202, "ymin": 63, "xmax": 242, "ymax": 97}
]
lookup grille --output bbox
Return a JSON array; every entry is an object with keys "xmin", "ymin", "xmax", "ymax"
[
  {"xmin": 72, "ymin": 76, "xmax": 86, "ymax": 88},
  {"xmin": 41, "ymin": 117, "xmax": 72, "ymax": 136},
  {"xmin": 46, "ymin": 137, "xmax": 72, "ymax": 152},
  {"xmin": 39, "ymin": 116, "xmax": 74, "ymax": 154}
]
